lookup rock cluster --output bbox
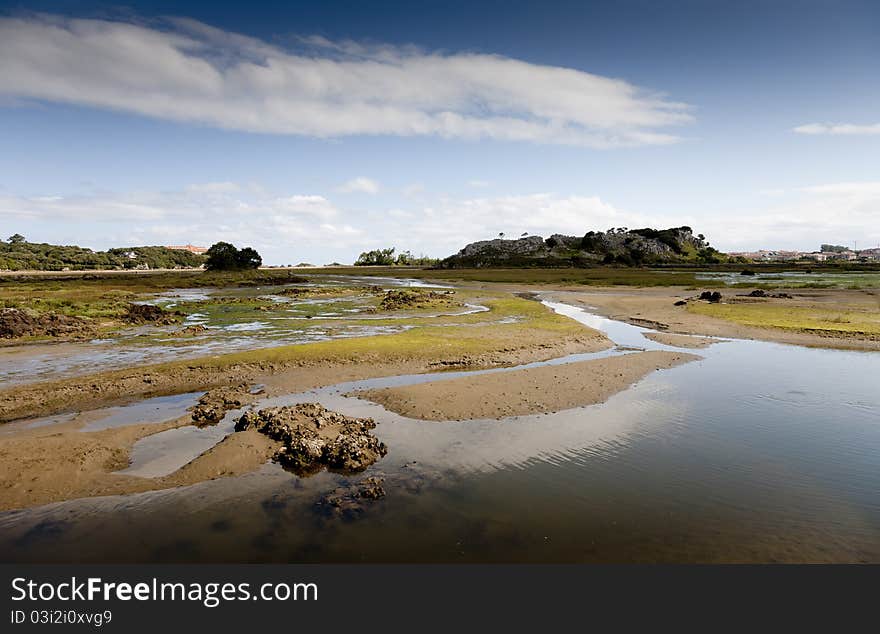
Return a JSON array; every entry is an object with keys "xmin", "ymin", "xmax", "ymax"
[
  {"xmin": 745, "ymin": 289, "xmax": 793, "ymax": 299},
  {"xmin": 374, "ymin": 289, "xmax": 456, "ymax": 311},
  {"xmin": 316, "ymin": 477, "xmax": 386, "ymax": 520},
  {"xmin": 191, "ymin": 384, "xmax": 258, "ymax": 426},
  {"xmin": 0, "ymin": 307, "xmax": 93, "ymax": 339},
  {"xmin": 698, "ymin": 291, "xmax": 723, "ymax": 303},
  {"xmin": 170, "ymin": 324, "xmax": 208, "ymax": 337},
  {"xmin": 234, "ymin": 403, "xmax": 388, "ymax": 475},
  {"xmin": 123, "ymin": 303, "xmax": 182, "ymax": 325}
]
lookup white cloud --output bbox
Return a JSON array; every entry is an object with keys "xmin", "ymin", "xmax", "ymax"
[
  {"xmin": 0, "ymin": 184, "xmax": 359, "ymax": 264},
  {"xmin": 358, "ymin": 193, "xmax": 659, "ymax": 256},
  {"xmin": 338, "ymin": 177, "xmax": 380, "ymax": 195},
  {"xmin": 793, "ymin": 122, "xmax": 880, "ymax": 136},
  {"xmin": 0, "ymin": 13, "xmax": 692, "ymax": 148},
  {"xmin": 704, "ymin": 181, "xmax": 880, "ymax": 251},
  {"xmin": 6, "ymin": 179, "xmax": 876, "ymax": 264},
  {"xmin": 402, "ymin": 183, "xmax": 424, "ymax": 198}
]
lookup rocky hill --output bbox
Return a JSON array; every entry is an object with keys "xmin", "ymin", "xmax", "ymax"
[{"xmin": 440, "ymin": 227, "xmax": 723, "ymax": 268}]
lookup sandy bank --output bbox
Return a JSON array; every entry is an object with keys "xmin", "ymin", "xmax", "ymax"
[
  {"xmin": 356, "ymin": 350, "xmax": 699, "ymax": 421},
  {"xmin": 643, "ymin": 332, "xmax": 720, "ymax": 348},
  {"xmin": 538, "ymin": 288, "xmax": 880, "ymax": 352},
  {"xmin": 0, "ymin": 412, "xmax": 280, "ymax": 511}
]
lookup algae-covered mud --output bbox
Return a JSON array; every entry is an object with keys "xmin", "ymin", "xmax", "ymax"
[
  {"xmin": 0, "ymin": 274, "xmax": 879, "ymax": 562},
  {"xmin": 0, "ymin": 276, "xmax": 487, "ymax": 387}
]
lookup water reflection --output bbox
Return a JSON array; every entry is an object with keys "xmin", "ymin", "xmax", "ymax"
[{"xmin": 1, "ymin": 297, "xmax": 878, "ymax": 562}]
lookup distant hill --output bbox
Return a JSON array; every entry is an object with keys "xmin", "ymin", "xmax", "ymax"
[
  {"xmin": 440, "ymin": 227, "xmax": 724, "ymax": 268},
  {"xmin": 0, "ymin": 239, "xmax": 205, "ymax": 271}
]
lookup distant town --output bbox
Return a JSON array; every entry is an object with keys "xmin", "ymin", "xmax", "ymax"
[{"xmin": 728, "ymin": 244, "xmax": 880, "ymax": 263}]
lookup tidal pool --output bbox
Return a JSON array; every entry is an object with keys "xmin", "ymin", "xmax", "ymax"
[
  {"xmin": 0, "ymin": 296, "xmax": 878, "ymax": 563},
  {"xmin": 0, "ymin": 277, "xmax": 480, "ymax": 387}
]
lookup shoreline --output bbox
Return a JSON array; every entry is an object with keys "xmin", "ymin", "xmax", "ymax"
[{"xmin": 356, "ymin": 350, "xmax": 700, "ymax": 421}]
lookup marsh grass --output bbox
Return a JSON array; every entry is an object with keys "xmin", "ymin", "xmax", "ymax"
[{"xmin": 687, "ymin": 302, "xmax": 880, "ymax": 336}]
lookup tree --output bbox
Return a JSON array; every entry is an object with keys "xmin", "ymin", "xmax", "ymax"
[
  {"xmin": 236, "ymin": 247, "xmax": 262, "ymax": 270},
  {"xmin": 8, "ymin": 234, "xmax": 25, "ymax": 244},
  {"xmin": 204, "ymin": 242, "xmax": 262, "ymax": 271},
  {"xmin": 354, "ymin": 248, "xmax": 395, "ymax": 266}
]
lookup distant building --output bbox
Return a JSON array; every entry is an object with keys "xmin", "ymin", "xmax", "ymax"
[{"xmin": 165, "ymin": 244, "xmax": 208, "ymax": 255}]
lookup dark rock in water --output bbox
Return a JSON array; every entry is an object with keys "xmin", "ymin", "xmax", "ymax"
[
  {"xmin": 674, "ymin": 300, "xmax": 688, "ymax": 306},
  {"xmin": 235, "ymin": 403, "xmax": 388, "ymax": 475},
  {"xmin": 744, "ymin": 289, "xmax": 792, "ymax": 299},
  {"xmin": 123, "ymin": 303, "xmax": 182, "ymax": 325},
  {"xmin": 169, "ymin": 324, "xmax": 208, "ymax": 337},
  {"xmin": 316, "ymin": 477, "xmax": 386, "ymax": 520},
  {"xmin": 370, "ymin": 289, "xmax": 456, "ymax": 312},
  {"xmin": 740, "ymin": 269, "xmax": 757, "ymax": 276},
  {"xmin": 699, "ymin": 291, "xmax": 722, "ymax": 303}
]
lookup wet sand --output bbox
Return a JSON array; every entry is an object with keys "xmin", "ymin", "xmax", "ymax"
[
  {"xmin": 0, "ymin": 411, "xmax": 280, "ymax": 511},
  {"xmin": 643, "ymin": 332, "xmax": 720, "ymax": 348},
  {"xmin": 357, "ymin": 350, "xmax": 699, "ymax": 421}
]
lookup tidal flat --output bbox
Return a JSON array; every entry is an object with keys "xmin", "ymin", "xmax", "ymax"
[{"xmin": 0, "ymin": 269, "xmax": 878, "ymax": 562}]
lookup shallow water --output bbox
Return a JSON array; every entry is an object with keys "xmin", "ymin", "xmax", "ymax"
[
  {"xmin": 694, "ymin": 270, "xmax": 880, "ymax": 288},
  {"xmin": 1, "ymin": 296, "xmax": 878, "ymax": 562},
  {"xmin": 0, "ymin": 277, "xmax": 480, "ymax": 387}
]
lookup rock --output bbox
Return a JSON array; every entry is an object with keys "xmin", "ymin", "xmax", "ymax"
[
  {"xmin": 674, "ymin": 300, "xmax": 688, "ymax": 306},
  {"xmin": 441, "ymin": 227, "xmax": 709, "ymax": 268},
  {"xmin": 698, "ymin": 291, "xmax": 722, "ymax": 303},
  {"xmin": 370, "ymin": 289, "xmax": 456, "ymax": 312},
  {"xmin": 191, "ymin": 384, "xmax": 257, "ymax": 426},
  {"xmin": 123, "ymin": 303, "xmax": 183, "ymax": 325},
  {"xmin": 234, "ymin": 403, "xmax": 388, "ymax": 475},
  {"xmin": 743, "ymin": 289, "xmax": 792, "ymax": 299},
  {"xmin": 169, "ymin": 324, "xmax": 208, "ymax": 337},
  {"xmin": 316, "ymin": 477, "xmax": 386, "ymax": 520},
  {"xmin": 0, "ymin": 308, "xmax": 94, "ymax": 339}
]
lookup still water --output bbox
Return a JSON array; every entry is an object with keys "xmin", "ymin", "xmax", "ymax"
[{"xmin": 0, "ymin": 297, "xmax": 878, "ymax": 562}]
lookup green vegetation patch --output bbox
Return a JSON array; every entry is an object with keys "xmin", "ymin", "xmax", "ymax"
[{"xmin": 687, "ymin": 302, "xmax": 880, "ymax": 337}]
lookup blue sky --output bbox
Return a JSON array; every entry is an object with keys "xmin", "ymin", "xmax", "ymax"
[{"xmin": 1, "ymin": 0, "xmax": 878, "ymax": 264}]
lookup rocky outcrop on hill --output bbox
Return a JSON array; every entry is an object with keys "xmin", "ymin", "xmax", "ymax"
[{"xmin": 441, "ymin": 227, "xmax": 719, "ymax": 268}]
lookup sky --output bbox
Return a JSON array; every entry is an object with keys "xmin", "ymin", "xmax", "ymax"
[{"xmin": 0, "ymin": 0, "xmax": 878, "ymax": 265}]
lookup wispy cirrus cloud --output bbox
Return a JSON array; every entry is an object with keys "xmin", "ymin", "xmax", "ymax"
[
  {"xmin": 0, "ymin": 13, "xmax": 692, "ymax": 148},
  {"xmin": 793, "ymin": 122, "xmax": 880, "ymax": 136}
]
